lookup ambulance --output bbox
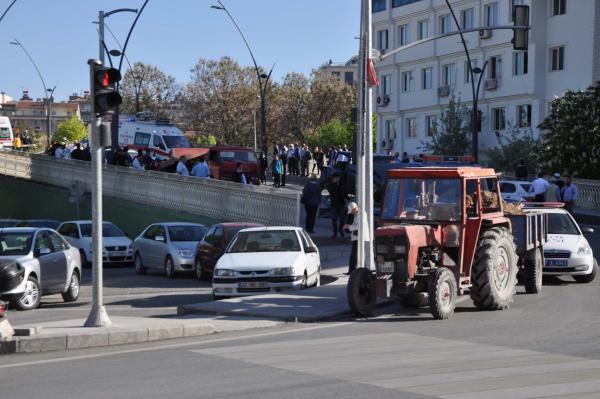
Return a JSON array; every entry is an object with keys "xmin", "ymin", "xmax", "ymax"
[{"xmin": 0, "ymin": 117, "xmax": 14, "ymax": 149}]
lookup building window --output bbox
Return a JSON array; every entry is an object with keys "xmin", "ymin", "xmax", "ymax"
[
  {"xmin": 461, "ymin": 8, "xmax": 474, "ymax": 29},
  {"xmin": 517, "ymin": 104, "xmax": 532, "ymax": 128},
  {"xmin": 492, "ymin": 108, "xmax": 506, "ymax": 131},
  {"xmin": 552, "ymin": 0, "xmax": 566, "ymax": 16},
  {"xmin": 406, "ymin": 118, "xmax": 417, "ymax": 138},
  {"xmin": 488, "ymin": 56, "xmax": 502, "ymax": 79},
  {"xmin": 510, "ymin": 0, "xmax": 524, "ymax": 21},
  {"xmin": 465, "ymin": 59, "xmax": 478, "ymax": 83},
  {"xmin": 422, "ymin": 67, "xmax": 432, "ymax": 89},
  {"xmin": 485, "ymin": 2, "xmax": 499, "ymax": 27},
  {"xmin": 550, "ymin": 46, "xmax": 565, "ymax": 71},
  {"xmin": 372, "ymin": 0, "xmax": 386, "ymax": 13},
  {"xmin": 418, "ymin": 19, "xmax": 429, "ymax": 40},
  {"xmin": 397, "ymin": 23, "xmax": 411, "ymax": 46},
  {"xmin": 426, "ymin": 115, "xmax": 436, "ymax": 137},
  {"xmin": 378, "ymin": 29, "xmax": 389, "ymax": 51},
  {"xmin": 393, "ymin": 0, "xmax": 421, "ymax": 6},
  {"xmin": 344, "ymin": 72, "xmax": 354, "ymax": 85},
  {"xmin": 439, "ymin": 14, "xmax": 452, "ymax": 34},
  {"xmin": 382, "ymin": 74, "xmax": 392, "ymax": 95},
  {"xmin": 331, "ymin": 71, "xmax": 340, "ymax": 78},
  {"xmin": 402, "ymin": 71, "xmax": 414, "ymax": 92},
  {"xmin": 513, "ymin": 51, "xmax": 528, "ymax": 75},
  {"xmin": 442, "ymin": 63, "xmax": 456, "ymax": 86},
  {"xmin": 385, "ymin": 120, "xmax": 396, "ymax": 140}
]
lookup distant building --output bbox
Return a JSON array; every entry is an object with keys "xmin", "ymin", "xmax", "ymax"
[
  {"xmin": 68, "ymin": 91, "xmax": 92, "ymax": 126},
  {"xmin": 318, "ymin": 56, "xmax": 359, "ymax": 86},
  {"xmin": 0, "ymin": 92, "xmax": 13, "ymax": 105}
]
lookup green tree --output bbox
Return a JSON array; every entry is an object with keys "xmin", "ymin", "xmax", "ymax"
[
  {"xmin": 421, "ymin": 95, "xmax": 471, "ymax": 156},
  {"xmin": 305, "ymin": 117, "xmax": 355, "ymax": 150},
  {"xmin": 483, "ymin": 123, "xmax": 541, "ymax": 174},
  {"xmin": 537, "ymin": 83, "xmax": 600, "ymax": 179},
  {"xmin": 121, "ymin": 62, "xmax": 179, "ymax": 118},
  {"xmin": 52, "ymin": 115, "xmax": 88, "ymax": 143},
  {"xmin": 194, "ymin": 134, "xmax": 217, "ymax": 146}
]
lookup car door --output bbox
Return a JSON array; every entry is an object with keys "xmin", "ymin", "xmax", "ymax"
[
  {"xmin": 198, "ymin": 227, "xmax": 215, "ymax": 267},
  {"xmin": 138, "ymin": 225, "xmax": 156, "ymax": 267},
  {"xmin": 208, "ymin": 227, "xmax": 225, "ymax": 270},
  {"xmin": 147, "ymin": 225, "xmax": 167, "ymax": 269},
  {"xmin": 47, "ymin": 231, "xmax": 71, "ymax": 292},
  {"xmin": 299, "ymin": 230, "xmax": 319, "ymax": 280},
  {"xmin": 34, "ymin": 231, "xmax": 65, "ymax": 294}
]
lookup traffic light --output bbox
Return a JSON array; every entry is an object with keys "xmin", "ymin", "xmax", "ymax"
[
  {"xmin": 512, "ymin": 5, "xmax": 529, "ymax": 51},
  {"xmin": 91, "ymin": 64, "xmax": 122, "ymax": 117}
]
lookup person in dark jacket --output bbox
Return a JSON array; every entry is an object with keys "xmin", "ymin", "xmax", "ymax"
[
  {"xmin": 327, "ymin": 173, "xmax": 347, "ymax": 238},
  {"xmin": 515, "ymin": 160, "xmax": 528, "ymax": 181},
  {"xmin": 71, "ymin": 143, "xmax": 83, "ymax": 160},
  {"xmin": 81, "ymin": 146, "xmax": 91, "ymax": 161},
  {"xmin": 302, "ymin": 175, "xmax": 322, "ymax": 233},
  {"xmin": 259, "ymin": 153, "xmax": 268, "ymax": 184}
]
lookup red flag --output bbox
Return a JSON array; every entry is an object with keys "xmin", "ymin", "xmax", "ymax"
[{"xmin": 367, "ymin": 58, "xmax": 379, "ymax": 87}]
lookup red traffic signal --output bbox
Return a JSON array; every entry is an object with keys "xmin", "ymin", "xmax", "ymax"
[
  {"xmin": 91, "ymin": 65, "xmax": 122, "ymax": 116},
  {"xmin": 96, "ymin": 68, "xmax": 121, "ymax": 88}
]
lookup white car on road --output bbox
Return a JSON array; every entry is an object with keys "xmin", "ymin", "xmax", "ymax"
[
  {"xmin": 534, "ymin": 207, "xmax": 597, "ymax": 282},
  {"xmin": 212, "ymin": 227, "xmax": 320, "ymax": 298},
  {"xmin": 500, "ymin": 180, "xmax": 532, "ymax": 203},
  {"xmin": 57, "ymin": 221, "xmax": 133, "ymax": 267}
]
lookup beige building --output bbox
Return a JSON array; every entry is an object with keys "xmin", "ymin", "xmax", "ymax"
[{"xmin": 318, "ymin": 56, "xmax": 359, "ymax": 86}]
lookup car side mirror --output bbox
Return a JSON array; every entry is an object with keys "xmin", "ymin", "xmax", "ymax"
[
  {"xmin": 36, "ymin": 248, "xmax": 51, "ymax": 257},
  {"xmin": 305, "ymin": 246, "xmax": 317, "ymax": 254},
  {"xmin": 582, "ymin": 227, "xmax": 594, "ymax": 236},
  {"xmin": 154, "ymin": 235, "xmax": 165, "ymax": 242}
]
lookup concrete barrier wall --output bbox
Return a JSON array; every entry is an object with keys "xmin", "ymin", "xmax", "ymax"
[{"xmin": 0, "ymin": 151, "xmax": 301, "ymax": 226}]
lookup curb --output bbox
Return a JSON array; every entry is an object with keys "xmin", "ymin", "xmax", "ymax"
[{"xmin": 0, "ymin": 323, "xmax": 215, "ymax": 355}]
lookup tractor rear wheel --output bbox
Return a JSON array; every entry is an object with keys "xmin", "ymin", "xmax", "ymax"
[
  {"xmin": 524, "ymin": 249, "xmax": 543, "ymax": 294},
  {"xmin": 470, "ymin": 227, "xmax": 518, "ymax": 310},
  {"xmin": 428, "ymin": 268, "xmax": 457, "ymax": 320},
  {"xmin": 347, "ymin": 268, "xmax": 376, "ymax": 317}
]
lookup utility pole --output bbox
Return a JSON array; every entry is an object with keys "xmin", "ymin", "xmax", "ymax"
[{"xmin": 364, "ymin": 0, "xmax": 374, "ymax": 271}]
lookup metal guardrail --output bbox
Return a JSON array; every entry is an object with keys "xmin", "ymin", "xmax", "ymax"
[{"xmin": 0, "ymin": 150, "xmax": 301, "ymax": 226}]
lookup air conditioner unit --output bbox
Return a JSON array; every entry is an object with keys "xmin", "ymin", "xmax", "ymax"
[
  {"xmin": 479, "ymin": 29, "xmax": 492, "ymax": 39},
  {"xmin": 437, "ymin": 86, "xmax": 450, "ymax": 97},
  {"xmin": 383, "ymin": 95, "xmax": 390, "ymax": 106},
  {"xmin": 484, "ymin": 79, "xmax": 499, "ymax": 90}
]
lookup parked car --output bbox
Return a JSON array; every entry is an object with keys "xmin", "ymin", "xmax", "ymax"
[
  {"xmin": 0, "ymin": 219, "xmax": 20, "ymax": 228},
  {"xmin": 527, "ymin": 205, "xmax": 597, "ymax": 282},
  {"xmin": 500, "ymin": 180, "xmax": 532, "ymax": 203},
  {"xmin": 132, "ymin": 222, "xmax": 208, "ymax": 278},
  {"xmin": 16, "ymin": 219, "xmax": 61, "ymax": 229},
  {"xmin": 212, "ymin": 226, "xmax": 320, "ymax": 298},
  {"xmin": 57, "ymin": 220, "xmax": 133, "ymax": 267},
  {"xmin": 194, "ymin": 222, "xmax": 263, "ymax": 280},
  {"xmin": 0, "ymin": 227, "xmax": 81, "ymax": 310}
]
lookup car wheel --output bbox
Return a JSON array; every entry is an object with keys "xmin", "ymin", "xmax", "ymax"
[
  {"xmin": 301, "ymin": 271, "xmax": 308, "ymax": 289},
  {"xmin": 195, "ymin": 257, "xmax": 209, "ymax": 281},
  {"xmin": 164, "ymin": 256, "xmax": 175, "ymax": 279},
  {"xmin": 12, "ymin": 276, "xmax": 41, "ymax": 311},
  {"xmin": 62, "ymin": 271, "xmax": 80, "ymax": 302},
  {"xmin": 80, "ymin": 249, "xmax": 91, "ymax": 269},
  {"xmin": 134, "ymin": 253, "xmax": 147, "ymax": 275},
  {"xmin": 315, "ymin": 266, "xmax": 321, "ymax": 287},
  {"xmin": 573, "ymin": 259, "xmax": 598, "ymax": 284}
]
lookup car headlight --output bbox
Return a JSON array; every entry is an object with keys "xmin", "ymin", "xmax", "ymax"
[
  {"xmin": 272, "ymin": 267, "xmax": 294, "ymax": 276},
  {"xmin": 215, "ymin": 269, "xmax": 237, "ymax": 277},
  {"xmin": 176, "ymin": 250, "xmax": 194, "ymax": 258},
  {"xmin": 577, "ymin": 245, "xmax": 592, "ymax": 256}
]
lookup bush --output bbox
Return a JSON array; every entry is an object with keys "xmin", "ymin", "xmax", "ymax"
[
  {"xmin": 483, "ymin": 124, "xmax": 541, "ymax": 175},
  {"xmin": 52, "ymin": 115, "xmax": 88, "ymax": 144}
]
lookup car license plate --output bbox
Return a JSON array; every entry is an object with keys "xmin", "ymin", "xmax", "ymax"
[
  {"xmin": 239, "ymin": 281, "xmax": 268, "ymax": 289},
  {"xmin": 378, "ymin": 261, "xmax": 395, "ymax": 273},
  {"xmin": 109, "ymin": 251, "xmax": 125, "ymax": 257},
  {"xmin": 545, "ymin": 259, "xmax": 568, "ymax": 267}
]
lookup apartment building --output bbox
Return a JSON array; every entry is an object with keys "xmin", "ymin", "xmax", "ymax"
[
  {"xmin": 318, "ymin": 56, "xmax": 359, "ymax": 86},
  {"xmin": 372, "ymin": 0, "xmax": 600, "ymax": 156}
]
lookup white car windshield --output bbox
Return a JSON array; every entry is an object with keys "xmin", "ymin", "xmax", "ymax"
[
  {"xmin": 228, "ymin": 231, "xmax": 300, "ymax": 253},
  {"xmin": 548, "ymin": 213, "xmax": 580, "ymax": 235},
  {"xmin": 0, "ymin": 232, "xmax": 33, "ymax": 256},
  {"xmin": 80, "ymin": 223, "xmax": 125, "ymax": 238}
]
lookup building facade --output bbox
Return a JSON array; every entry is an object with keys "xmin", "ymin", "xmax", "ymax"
[
  {"xmin": 318, "ymin": 56, "xmax": 359, "ymax": 86},
  {"xmin": 373, "ymin": 0, "xmax": 600, "ymax": 157}
]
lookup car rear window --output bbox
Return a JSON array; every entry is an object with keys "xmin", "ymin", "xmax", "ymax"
[{"xmin": 219, "ymin": 151, "xmax": 257, "ymax": 162}]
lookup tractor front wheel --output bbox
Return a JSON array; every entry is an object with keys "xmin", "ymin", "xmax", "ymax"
[
  {"xmin": 428, "ymin": 268, "xmax": 457, "ymax": 320},
  {"xmin": 347, "ymin": 268, "xmax": 376, "ymax": 317},
  {"xmin": 470, "ymin": 227, "xmax": 518, "ymax": 310}
]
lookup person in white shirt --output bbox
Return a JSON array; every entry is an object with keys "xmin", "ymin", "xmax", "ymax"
[
  {"xmin": 344, "ymin": 202, "xmax": 371, "ymax": 275},
  {"xmin": 528, "ymin": 172, "xmax": 549, "ymax": 202},
  {"xmin": 191, "ymin": 156, "xmax": 210, "ymax": 178},
  {"xmin": 54, "ymin": 144, "xmax": 64, "ymax": 160},
  {"xmin": 176, "ymin": 156, "xmax": 189, "ymax": 176},
  {"xmin": 132, "ymin": 154, "xmax": 145, "ymax": 171}
]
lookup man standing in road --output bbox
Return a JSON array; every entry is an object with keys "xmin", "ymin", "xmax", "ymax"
[
  {"xmin": 561, "ymin": 177, "xmax": 579, "ymax": 213},
  {"xmin": 271, "ymin": 154, "xmax": 282, "ymax": 188},
  {"xmin": 515, "ymin": 160, "xmax": 528, "ymax": 181},
  {"xmin": 191, "ymin": 156, "xmax": 210, "ymax": 179},
  {"xmin": 529, "ymin": 172, "xmax": 549, "ymax": 202},
  {"xmin": 302, "ymin": 175, "xmax": 322, "ymax": 234},
  {"xmin": 258, "ymin": 153, "xmax": 268, "ymax": 184},
  {"xmin": 132, "ymin": 151, "xmax": 145, "ymax": 171},
  {"xmin": 344, "ymin": 202, "xmax": 370, "ymax": 275},
  {"xmin": 327, "ymin": 173, "xmax": 347, "ymax": 238},
  {"xmin": 176, "ymin": 156, "xmax": 189, "ymax": 176},
  {"xmin": 71, "ymin": 143, "xmax": 83, "ymax": 161},
  {"xmin": 12, "ymin": 132, "xmax": 21, "ymax": 151}
]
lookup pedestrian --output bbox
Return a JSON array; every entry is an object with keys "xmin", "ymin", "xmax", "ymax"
[
  {"xmin": 528, "ymin": 172, "xmax": 549, "ymax": 202},
  {"xmin": 302, "ymin": 175, "xmax": 322, "ymax": 233},
  {"xmin": 191, "ymin": 155, "xmax": 211, "ymax": 178},
  {"xmin": 561, "ymin": 177, "xmax": 579, "ymax": 213},
  {"xmin": 344, "ymin": 202, "xmax": 370, "ymax": 275},
  {"xmin": 233, "ymin": 162, "xmax": 248, "ymax": 185},
  {"xmin": 401, "ymin": 151, "xmax": 410, "ymax": 163},
  {"xmin": 515, "ymin": 160, "xmax": 528, "ymax": 181},
  {"xmin": 301, "ymin": 145, "xmax": 312, "ymax": 176},
  {"xmin": 144, "ymin": 149, "xmax": 157, "ymax": 170},
  {"xmin": 12, "ymin": 132, "xmax": 22, "ymax": 151},
  {"xmin": 132, "ymin": 151, "xmax": 145, "ymax": 171},
  {"xmin": 71, "ymin": 143, "xmax": 83, "ymax": 161},
  {"xmin": 287, "ymin": 144, "xmax": 297, "ymax": 175},
  {"xmin": 176, "ymin": 156, "xmax": 189, "ymax": 176},
  {"xmin": 327, "ymin": 146, "xmax": 336, "ymax": 166},
  {"xmin": 313, "ymin": 146, "xmax": 324, "ymax": 174},
  {"xmin": 280, "ymin": 147, "xmax": 288, "ymax": 187},
  {"xmin": 81, "ymin": 145, "xmax": 91, "ymax": 162},
  {"xmin": 327, "ymin": 173, "xmax": 347, "ymax": 238},
  {"xmin": 549, "ymin": 173, "xmax": 565, "ymax": 202},
  {"xmin": 271, "ymin": 154, "xmax": 282, "ymax": 188},
  {"xmin": 258, "ymin": 152, "xmax": 268, "ymax": 184},
  {"xmin": 54, "ymin": 143, "xmax": 64, "ymax": 160},
  {"xmin": 273, "ymin": 144, "xmax": 279, "ymax": 158}
]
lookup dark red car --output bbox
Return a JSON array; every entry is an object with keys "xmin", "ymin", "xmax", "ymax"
[
  {"xmin": 194, "ymin": 222, "xmax": 264, "ymax": 280},
  {"xmin": 207, "ymin": 146, "xmax": 260, "ymax": 183}
]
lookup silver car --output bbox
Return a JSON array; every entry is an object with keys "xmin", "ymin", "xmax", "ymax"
[
  {"xmin": 132, "ymin": 223, "xmax": 208, "ymax": 278},
  {"xmin": 0, "ymin": 228, "xmax": 82, "ymax": 310}
]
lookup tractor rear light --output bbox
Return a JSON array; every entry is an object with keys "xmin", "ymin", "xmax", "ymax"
[{"xmin": 0, "ymin": 302, "xmax": 6, "ymax": 316}]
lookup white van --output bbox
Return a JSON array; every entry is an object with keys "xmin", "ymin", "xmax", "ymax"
[
  {"xmin": 0, "ymin": 117, "xmax": 14, "ymax": 149},
  {"xmin": 118, "ymin": 114, "xmax": 191, "ymax": 159}
]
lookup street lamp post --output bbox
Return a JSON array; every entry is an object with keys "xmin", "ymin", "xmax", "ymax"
[
  {"xmin": 9, "ymin": 38, "xmax": 55, "ymax": 147},
  {"xmin": 0, "ymin": 0, "xmax": 18, "ymax": 24},
  {"xmin": 211, "ymin": 1, "xmax": 273, "ymax": 153}
]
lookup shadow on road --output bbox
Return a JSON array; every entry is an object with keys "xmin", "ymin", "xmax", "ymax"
[{"xmin": 108, "ymin": 293, "xmax": 212, "ymax": 308}]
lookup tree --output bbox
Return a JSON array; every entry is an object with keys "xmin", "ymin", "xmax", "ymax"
[
  {"xmin": 272, "ymin": 72, "xmax": 310, "ymax": 142},
  {"xmin": 52, "ymin": 115, "xmax": 87, "ymax": 143},
  {"xmin": 305, "ymin": 117, "xmax": 355, "ymax": 150},
  {"xmin": 121, "ymin": 62, "xmax": 179, "ymax": 118},
  {"xmin": 537, "ymin": 83, "xmax": 600, "ymax": 179},
  {"xmin": 420, "ymin": 95, "xmax": 471, "ymax": 156},
  {"xmin": 195, "ymin": 134, "xmax": 217, "ymax": 147},
  {"xmin": 307, "ymin": 71, "xmax": 357, "ymax": 130},
  {"xmin": 483, "ymin": 123, "xmax": 541, "ymax": 174}
]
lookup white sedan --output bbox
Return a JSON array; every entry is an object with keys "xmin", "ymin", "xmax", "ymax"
[
  {"xmin": 500, "ymin": 180, "xmax": 532, "ymax": 203},
  {"xmin": 212, "ymin": 227, "xmax": 320, "ymax": 298}
]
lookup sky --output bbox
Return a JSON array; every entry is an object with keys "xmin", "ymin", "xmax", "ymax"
[{"xmin": 0, "ymin": 0, "xmax": 360, "ymax": 101}]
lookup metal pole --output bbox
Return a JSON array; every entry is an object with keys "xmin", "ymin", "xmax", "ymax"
[
  {"xmin": 84, "ymin": 59, "xmax": 111, "ymax": 328},
  {"xmin": 0, "ymin": 0, "xmax": 18, "ymax": 25},
  {"xmin": 364, "ymin": 0, "xmax": 374, "ymax": 270},
  {"xmin": 253, "ymin": 107, "xmax": 257, "ymax": 152},
  {"xmin": 98, "ymin": 11, "xmax": 105, "ymax": 64},
  {"xmin": 356, "ymin": 0, "xmax": 367, "ymax": 272},
  {"xmin": 46, "ymin": 96, "xmax": 51, "ymax": 144}
]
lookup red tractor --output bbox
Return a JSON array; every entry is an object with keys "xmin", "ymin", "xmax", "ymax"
[{"xmin": 348, "ymin": 167, "xmax": 547, "ymax": 319}]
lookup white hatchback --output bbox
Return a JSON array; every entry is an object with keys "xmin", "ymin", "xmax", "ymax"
[
  {"xmin": 500, "ymin": 180, "xmax": 532, "ymax": 203},
  {"xmin": 212, "ymin": 227, "xmax": 320, "ymax": 298}
]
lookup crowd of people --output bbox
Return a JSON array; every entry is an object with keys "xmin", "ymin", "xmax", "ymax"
[{"xmin": 529, "ymin": 171, "xmax": 579, "ymax": 212}]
